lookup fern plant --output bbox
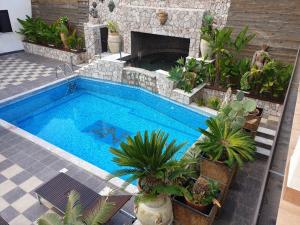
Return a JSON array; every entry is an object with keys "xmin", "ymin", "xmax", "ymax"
[
  {"xmin": 197, "ymin": 117, "xmax": 256, "ymax": 167},
  {"xmin": 38, "ymin": 190, "xmax": 114, "ymax": 225}
]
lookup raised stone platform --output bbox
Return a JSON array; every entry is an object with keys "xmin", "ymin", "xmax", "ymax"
[{"xmin": 23, "ymin": 42, "xmax": 87, "ymax": 65}]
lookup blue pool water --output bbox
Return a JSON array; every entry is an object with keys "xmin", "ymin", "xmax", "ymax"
[{"xmin": 0, "ymin": 77, "xmax": 209, "ymax": 180}]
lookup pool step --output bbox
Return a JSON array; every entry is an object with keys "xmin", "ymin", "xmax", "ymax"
[{"xmin": 254, "ymin": 127, "xmax": 276, "ymax": 157}]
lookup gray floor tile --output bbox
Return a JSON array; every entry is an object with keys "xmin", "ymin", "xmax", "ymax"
[
  {"xmin": 0, "ymin": 206, "xmax": 19, "ymax": 222},
  {"xmin": 10, "ymin": 170, "xmax": 32, "ymax": 185},
  {"xmin": 0, "ymin": 160, "xmax": 13, "ymax": 172},
  {"xmin": 23, "ymin": 202, "xmax": 48, "ymax": 222},
  {"xmin": 2, "ymin": 187, "xmax": 26, "ymax": 204}
]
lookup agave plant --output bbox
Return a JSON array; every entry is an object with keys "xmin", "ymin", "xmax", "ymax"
[
  {"xmin": 38, "ymin": 190, "xmax": 114, "ymax": 225},
  {"xmin": 197, "ymin": 117, "xmax": 256, "ymax": 167},
  {"xmin": 110, "ymin": 130, "xmax": 196, "ymax": 197}
]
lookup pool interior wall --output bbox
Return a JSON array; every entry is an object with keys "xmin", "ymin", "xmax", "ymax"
[{"xmin": 0, "ymin": 76, "xmax": 209, "ymax": 180}]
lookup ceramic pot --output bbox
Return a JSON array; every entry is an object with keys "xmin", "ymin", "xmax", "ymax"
[
  {"xmin": 135, "ymin": 195, "xmax": 173, "ymax": 225},
  {"xmin": 184, "ymin": 197, "xmax": 209, "ymax": 213},
  {"xmin": 108, "ymin": 32, "xmax": 121, "ymax": 53},
  {"xmin": 200, "ymin": 39, "xmax": 213, "ymax": 59},
  {"xmin": 157, "ymin": 11, "xmax": 168, "ymax": 25}
]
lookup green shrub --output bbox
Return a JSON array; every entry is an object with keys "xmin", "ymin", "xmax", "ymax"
[
  {"xmin": 168, "ymin": 58, "xmax": 208, "ymax": 93},
  {"xmin": 107, "ymin": 20, "xmax": 118, "ymax": 33},
  {"xmin": 196, "ymin": 98, "xmax": 206, "ymax": 107},
  {"xmin": 207, "ymin": 96, "xmax": 221, "ymax": 110},
  {"xmin": 197, "ymin": 117, "xmax": 256, "ymax": 167},
  {"xmin": 66, "ymin": 30, "xmax": 83, "ymax": 50},
  {"xmin": 241, "ymin": 59, "xmax": 293, "ymax": 99}
]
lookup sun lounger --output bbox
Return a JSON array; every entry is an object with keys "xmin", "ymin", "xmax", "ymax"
[{"xmin": 35, "ymin": 173, "xmax": 134, "ymax": 223}]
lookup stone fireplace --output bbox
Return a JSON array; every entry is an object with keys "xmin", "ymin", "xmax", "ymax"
[
  {"xmin": 131, "ymin": 32, "xmax": 190, "ymax": 58},
  {"xmin": 91, "ymin": 0, "xmax": 231, "ymax": 57}
]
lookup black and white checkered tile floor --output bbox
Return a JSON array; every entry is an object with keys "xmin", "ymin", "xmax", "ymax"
[{"xmin": 0, "ymin": 56, "xmax": 55, "ymax": 90}]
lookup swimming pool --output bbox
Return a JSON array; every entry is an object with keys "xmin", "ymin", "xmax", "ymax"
[{"xmin": 0, "ymin": 76, "xmax": 209, "ymax": 181}]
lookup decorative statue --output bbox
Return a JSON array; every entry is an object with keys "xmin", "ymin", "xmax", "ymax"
[
  {"xmin": 89, "ymin": 1, "xmax": 100, "ymax": 24},
  {"xmin": 251, "ymin": 44, "xmax": 270, "ymax": 70},
  {"xmin": 221, "ymin": 87, "xmax": 232, "ymax": 108}
]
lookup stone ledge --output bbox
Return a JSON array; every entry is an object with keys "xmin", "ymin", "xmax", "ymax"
[
  {"xmin": 23, "ymin": 42, "xmax": 87, "ymax": 65},
  {"xmin": 170, "ymin": 83, "xmax": 206, "ymax": 105}
]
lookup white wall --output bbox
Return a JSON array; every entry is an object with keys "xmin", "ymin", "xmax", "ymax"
[{"xmin": 0, "ymin": 0, "xmax": 32, "ymax": 54}]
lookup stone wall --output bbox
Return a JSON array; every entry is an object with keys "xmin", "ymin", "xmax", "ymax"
[
  {"xmin": 23, "ymin": 42, "xmax": 86, "ymax": 65},
  {"xmin": 93, "ymin": 0, "xmax": 231, "ymax": 57},
  {"xmin": 200, "ymin": 88, "xmax": 283, "ymax": 117},
  {"xmin": 122, "ymin": 67, "xmax": 157, "ymax": 92}
]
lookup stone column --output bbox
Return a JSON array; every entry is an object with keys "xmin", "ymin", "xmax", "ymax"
[{"xmin": 84, "ymin": 23, "xmax": 105, "ymax": 60}]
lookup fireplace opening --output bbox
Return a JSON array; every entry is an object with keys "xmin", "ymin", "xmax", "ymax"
[{"xmin": 123, "ymin": 32, "xmax": 190, "ymax": 71}]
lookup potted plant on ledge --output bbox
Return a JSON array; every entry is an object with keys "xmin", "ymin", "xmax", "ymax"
[
  {"xmin": 196, "ymin": 117, "xmax": 256, "ymax": 202},
  {"xmin": 109, "ymin": 130, "xmax": 195, "ymax": 225},
  {"xmin": 200, "ymin": 11, "xmax": 214, "ymax": 59},
  {"xmin": 107, "ymin": 20, "xmax": 121, "ymax": 53}
]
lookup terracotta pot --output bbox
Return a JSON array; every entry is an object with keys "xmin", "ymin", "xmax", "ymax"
[
  {"xmin": 108, "ymin": 32, "xmax": 121, "ymax": 53},
  {"xmin": 244, "ymin": 107, "xmax": 263, "ymax": 133},
  {"xmin": 157, "ymin": 11, "xmax": 168, "ymax": 25},
  {"xmin": 135, "ymin": 195, "xmax": 173, "ymax": 225},
  {"xmin": 184, "ymin": 197, "xmax": 209, "ymax": 213},
  {"xmin": 60, "ymin": 32, "xmax": 68, "ymax": 49},
  {"xmin": 200, "ymin": 39, "xmax": 213, "ymax": 59}
]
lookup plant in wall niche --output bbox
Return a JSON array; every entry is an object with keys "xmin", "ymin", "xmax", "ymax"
[
  {"xmin": 107, "ymin": 20, "xmax": 121, "ymax": 53},
  {"xmin": 183, "ymin": 177, "xmax": 220, "ymax": 212},
  {"xmin": 207, "ymin": 96, "xmax": 221, "ymax": 110},
  {"xmin": 157, "ymin": 10, "xmax": 168, "ymax": 25},
  {"xmin": 197, "ymin": 117, "xmax": 256, "ymax": 167},
  {"xmin": 108, "ymin": 0, "xmax": 115, "ymax": 12},
  {"xmin": 109, "ymin": 130, "xmax": 195, "ymax": 225},
  {"xmin": 168, "ymin": 57, "xmax": 207, "ymax": 93},
  {"xmin": 38, "ymin": 190, "xmax": 114, "ymax": 225}
]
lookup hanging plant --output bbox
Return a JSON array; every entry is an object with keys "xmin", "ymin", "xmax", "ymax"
[{"xmin": 108, "ymin": 0, "xmax": 115, "ymax": 12}]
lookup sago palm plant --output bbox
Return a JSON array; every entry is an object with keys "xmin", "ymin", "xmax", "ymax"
[
  {"xmin": 110, "ymin": 130, "xmax": 196, "ymax": 195},
  {"xmin": 197, "ymin": 117, "xmax": 256, "ymax": 167},
  {"xmin": 38, "ymin": 190, "xmax": 114, "ymax": 225}
]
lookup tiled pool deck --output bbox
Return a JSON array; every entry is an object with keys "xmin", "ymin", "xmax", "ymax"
[{"xmin": 0, "ymin": 52, "xmax": 280, "ymax": 225}]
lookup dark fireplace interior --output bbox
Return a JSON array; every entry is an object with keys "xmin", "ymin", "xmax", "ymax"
[
  {"xmin": 0, "ymin": 10, "xmax": 12, "ymax": 33},
  {"xmin": 122, "ymin": 32, "xmax": 190, "ymax": 71}
]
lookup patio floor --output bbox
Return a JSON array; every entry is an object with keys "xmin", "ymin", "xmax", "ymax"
[{"xmin": 0, "ymin": 52, "xmax": 280, "ymax": 225}]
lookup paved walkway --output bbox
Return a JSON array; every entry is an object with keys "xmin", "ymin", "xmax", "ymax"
[{"xmin": 0, "ymin": 52, "xmax": 280, "ymax": 225}]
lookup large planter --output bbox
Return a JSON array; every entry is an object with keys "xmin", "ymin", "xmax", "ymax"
[
  {"xmin": 135, "ymin": 195, "xmax": 173, "ymax": 225},
  {"xmin": 108, "ymin": 32, "xmax": 121, "ymax": 53},
  {"xmin": 172, "ymin": 195, "xmax": 219, "ymax": 225},
  {"xmin": 200, "ymin": 39, "xmax": 213, "ymax": 59},
  {"xmin": 199, "ymin": 156, "xmax": 238, "ymax": 204}
]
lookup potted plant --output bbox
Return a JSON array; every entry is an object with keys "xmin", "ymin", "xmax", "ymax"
[
  {"xmin": 56, "ymin": 16, "xmax": 69, "ymax": 49},
  {"xmin": 196, "ymin": 117, "xmax": 255, "ymax": 201},
  {"xmin": 107, "ymin": 20, "xmax": 121, "ymax": 53},
  {"xmin": 200, "ymin": 11, "xmax": 214, "ymax": 59},
  {"xmin": 109, "ymin": 130, "xmax": 195, "ymax": 225},
  {"xmin": 172, "ymin": 176, "xmax": 221, "ymax": 225},
  {"xmin": 168, "ymin": 57, "xmax": 207, "ymax": 93}
]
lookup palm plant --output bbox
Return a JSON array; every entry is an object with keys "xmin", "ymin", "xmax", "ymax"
[
  {"xmin": 197, "ymin": 117, "xmax": 256, "ymax": 167},
  {"xmin": 38, "ymin": 190, "xmax": 114, "ymax": 225},
  {"xmin": 110, "ymin": 130, "xmax": 196, "ymax": 197}
]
